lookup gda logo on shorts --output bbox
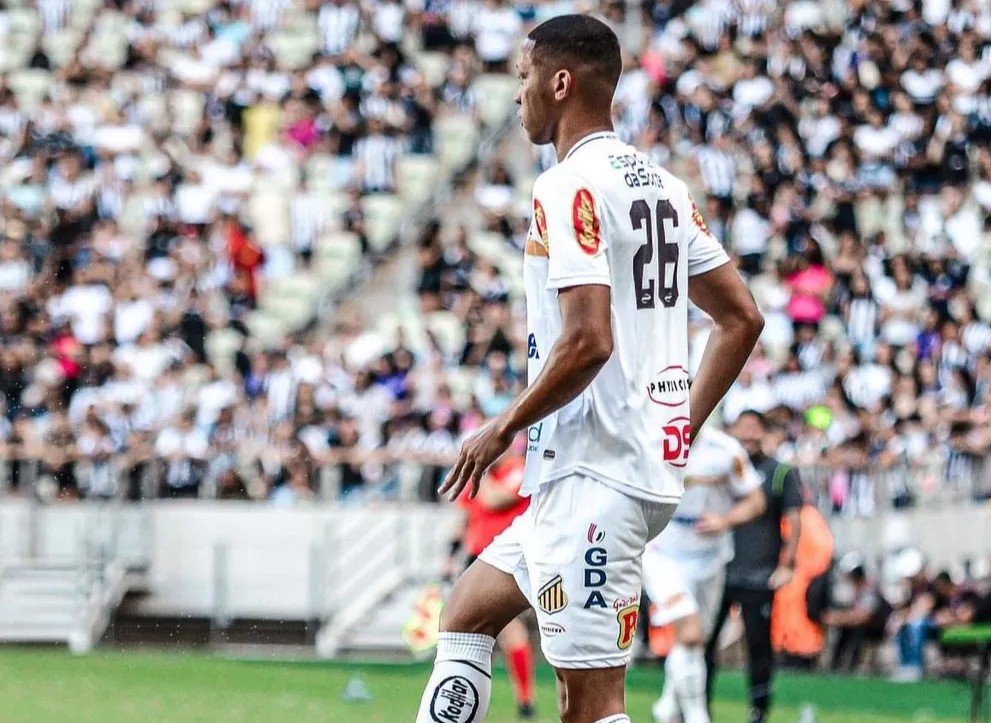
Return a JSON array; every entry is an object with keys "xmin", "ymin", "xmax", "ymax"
[{"xmin": 429, "ymin": 675, "xmax": 479, "ymax": 722}]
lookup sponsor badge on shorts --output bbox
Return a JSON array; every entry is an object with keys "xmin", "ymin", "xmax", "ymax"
[
  {"xmin": 616, "ymin": 604, "xmax": 639, "ymax": 650},
  {"xmin": 537, "ymin": 574, "xmax": 568, "ymax": 615}
]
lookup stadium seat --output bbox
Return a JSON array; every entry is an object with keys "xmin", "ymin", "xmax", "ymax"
[
  {"xmin": 169, "ymin": 90, "xmax": 205, "ymax": 137},
  {"xmin": 434, "ymin": 114, "xmax": 479, "ymax": 172},
  {"xmin": 395, "ymin": 155, "xmax": 440, "ymax": 210},
  {"xmin": 205, "ymin": 328, "xmax": 244, "ymax": 375},
  {"xmin": 7, "ymin": 69, "xmax": 52, "ymax": 113},
  {"xmin": 472, "ymin": 74, "xmax": 520, "ymax": 128},
  {"xmin": 42, "ymin": 28, "xmax": 83, "ymax": 67},
  {"xmin": 360, "ymin": 193, "xmax": 404, "ymax": 254},
  {"xmin": 414, "ymin": 51, "xmax": 450, "ymax": 88},
  {"xmin": 423, "ymin": 311, "xmax": 465, "ymax": 358},
  {"xmin": 247, "ymin": 190, "xmax": 290, "ymax": 247}
]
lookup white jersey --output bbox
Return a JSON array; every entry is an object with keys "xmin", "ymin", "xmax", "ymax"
[
  {"xmin": 647, "ymin": 427, "xmax": 762, "ymax": 570},
  {"xmin": 521, "ymin": 131, "xmax": 730, "ymax": 502}
]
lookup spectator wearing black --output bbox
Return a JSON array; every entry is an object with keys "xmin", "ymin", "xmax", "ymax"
[
  {"xmin": 823, "ymin": 554, "xmax": 892, "ymax": 673},
  {"xmin": 706, "ymin": 409, "xmax": 803, "ymax": 723}
]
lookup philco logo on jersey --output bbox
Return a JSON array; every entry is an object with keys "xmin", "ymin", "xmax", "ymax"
[
  {"xmin": 533, "ymin": 199, "xmax": 549, "ymax": 248},
  {"xmin": 537, "ymin": 574, "xmax": 568, "ymax": 615},
  {"xmin": 617, "ymin": 604, "xmax": 639, "ymax": 650},
  {"xmin": 429, "ymin": 675, "xmax": 479, "ymax": 723},
  {"xmin": 690, "ymin": 198, "xmax": 710, "ymax": 236},
  {"xmin": 571, "ymin": 188, "xmax": 601, "ymax": 255},
  {"xmin": 646, "ymin": 365, "xmax": 690, "ymax": 407}
]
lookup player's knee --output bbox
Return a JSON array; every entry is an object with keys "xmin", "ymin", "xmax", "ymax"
[
  {"xmin": 437, "ymin": 587, "xmax": 502, "ymax": 639},
  {"xmin": 676, "ymin": 614, "xmax": 704, "ymax": 647}
]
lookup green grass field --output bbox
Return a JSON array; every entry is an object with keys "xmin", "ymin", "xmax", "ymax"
[{"xmin": 0, "ymin": 647, "xmax": 971, "ymax": 722}]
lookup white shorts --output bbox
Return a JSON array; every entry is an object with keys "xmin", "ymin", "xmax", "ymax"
[
  {"xmin": 641, "ymin": 548, "xmax": 725, "ymax": 637},
  {"xmin": 479, "ymin": 473, "xmax": 675, "ymax": 669}
]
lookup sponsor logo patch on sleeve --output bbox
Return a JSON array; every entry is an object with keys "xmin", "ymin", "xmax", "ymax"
[
  {"xmin": 571, "ymin": 188, "xmax": 601, "ymax": 255},
  {"xmin": 533, "ymin": 199, "xmax": 549, "ymax": 247},
  {"xmin": 690, "ymin": 197, "xmax": 710, "ymax": 236},
  {"xmin": 617, "ymin": 604, "xmax": 639, "ymax": 650}
]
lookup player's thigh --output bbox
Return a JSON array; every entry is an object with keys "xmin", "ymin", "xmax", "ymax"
[
  {"xmin": 525, "ymin": 475, "xmax": 675, "ymax": 669},
  {"xmin": 643, "ymin": 552, "xmax": 699, "ymax": 628},
  {"xmin": 443, "ymin": 519, "xmax": 531, "ymax": 637}
]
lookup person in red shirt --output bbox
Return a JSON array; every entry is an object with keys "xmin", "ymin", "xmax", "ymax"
[{"xmin": 446, "ymin": 443, "xmax": 536, "ymax": 719}]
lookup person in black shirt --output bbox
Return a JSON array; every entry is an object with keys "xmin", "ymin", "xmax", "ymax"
[{"xmin": 705, "ymin": 410, "xmax": 803, "ymax": 723}]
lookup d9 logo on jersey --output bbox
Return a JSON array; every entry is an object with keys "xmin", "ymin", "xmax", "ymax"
[{"xmin": 661, "ymin": 417, "xmax": 691, "ymax": 468}]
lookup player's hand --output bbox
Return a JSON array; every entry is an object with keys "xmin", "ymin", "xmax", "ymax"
[
  {"xmin": 695, "ymin": 513, "xmax": 729, "ymax": 536},
  {"xmin": 768, "ymin": 565, "xmax": 794, "ymax": 590},
  {"xmin": 439, "ymin": 419, "xmax": 513, "ymax": 502}
]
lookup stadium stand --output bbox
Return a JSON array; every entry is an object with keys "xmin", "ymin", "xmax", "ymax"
[{"xmin": 0, "ymin": 0, "xmax": 991, "ymax": 684}]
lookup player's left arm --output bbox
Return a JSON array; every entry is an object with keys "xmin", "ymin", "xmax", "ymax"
[
  {"xmin": 696, "ymin": 448, "xmax": 766, "ymax": 535},
  {"xmin": 439, "ymin": 173, "xmax": 612, "ymax": 501}
]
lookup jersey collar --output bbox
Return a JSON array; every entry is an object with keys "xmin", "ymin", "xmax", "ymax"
[{"xmin": 563, "ymin": 131, "xmax": 618, "ymax": 160}]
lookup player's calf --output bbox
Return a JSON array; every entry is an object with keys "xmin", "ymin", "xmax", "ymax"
[
  {"xmin": 555, "ymin": 666, "xmax": 628, "ymax": 723},
  {"xmin": 414, "ymin": 560, "xmax": 528, "ymax": 722}
]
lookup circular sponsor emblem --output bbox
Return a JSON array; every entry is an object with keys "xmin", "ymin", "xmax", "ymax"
[
  {"xmin": 429, "ymin": 675, "xmax": 479, "ymax": 723},
  {"xmin": 571, "ymin": 188, "xmax": 601, "ymax": 255},
  {"xmin": 647, "ymin": 365, "xmax": 690, "ymax": 407},
  {"xmin": 540, "ymin": 622, "xmax": 566, "ymax": 637}
]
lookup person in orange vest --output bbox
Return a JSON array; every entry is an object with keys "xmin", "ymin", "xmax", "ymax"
[
  {"xmin": 444, "ymin": 441, "xmax": 536, "ymax": 719},
  {"xmin": 705, "ymin": 410, "xmax": 802, "ymax": 723}
]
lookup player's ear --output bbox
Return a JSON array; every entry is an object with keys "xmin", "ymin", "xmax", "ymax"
[{"xmin": 552, "ymin": 69, "xmax": 572, "ymax": 100}]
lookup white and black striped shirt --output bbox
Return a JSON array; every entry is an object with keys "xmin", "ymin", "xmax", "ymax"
[
  {"xmin": 695, "ymin": 146, "xmax": 736, "ymax": 198},
  {"xmin": 37, "ymin": 0, "xmax": 71, "ymax": 33},
  {"xmin": 774, "ymin": 370, "xmax": 827, "ymax": 411},
  {"xmin": 319, "ymin": 4, "xmax": 361, "ymax": 56},
  {"xmin": 846, "ymin": 296, "xmax": 879, "ymax": 349},
  {"xmin": 249, "ymin": 0, "xmax": 290, "ymax": 31},
  {"xmin": 963, "ymin": 321, "xmax": 991, "ymax": 357},
  {"xmin": 353, "ymin": 134, "xmax": 402, "ymax": 192},
  {"xmin": 290, "ymin": 192, "xmax": 328, "ymax": 252}
]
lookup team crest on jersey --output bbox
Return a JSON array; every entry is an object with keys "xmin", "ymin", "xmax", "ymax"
[
  {"xmin": 616, "ymin": 604, "xmax": 639, "ymax": 650},
  {"xmin": 571, "ymin": 188, "xmax": 601, "ymax": 255},
  {"xmin": 537, "ymin": 574, "xmax": 568, "ymax": 615},
  {"xmin": 690, "ymin": 198, "xmax": 710, "ymax": 236},
  {"xmin": 733, "ymin": 455, "xmax": 745, "ymax": 480}
]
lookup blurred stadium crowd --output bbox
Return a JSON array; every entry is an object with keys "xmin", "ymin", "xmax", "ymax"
[{"xmin": 1, "ymin": 0, "xmax": 991, "ymax": 522}]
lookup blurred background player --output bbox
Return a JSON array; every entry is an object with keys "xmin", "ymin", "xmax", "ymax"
[
  {"xmin": 706, "ymin": 410, "xmax": 804, "ymax": 723},
  {"xmin": 643, "ymin": 425, "xmax": 765, "ymax": 723},
  {"xmin": 445, "ymin": 438, "xmax": 536, "ymax": 719}
]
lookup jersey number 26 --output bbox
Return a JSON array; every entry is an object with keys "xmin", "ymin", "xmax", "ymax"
[{"xmin": 630, "ymin": 199, "xmax": 679, "ymax": 310}]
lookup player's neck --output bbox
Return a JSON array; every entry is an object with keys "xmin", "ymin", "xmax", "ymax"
[{"xmin": 553, "ymin": 119, "xmax": 615, "ymax": 161}]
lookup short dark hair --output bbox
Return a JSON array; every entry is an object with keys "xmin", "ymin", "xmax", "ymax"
[
  {"xmin": 527, "ymin": 14, "xmax": 622, "ymax": 93},
  {"xmin": 736, "ymin": 409, "xmax": 769, "ymax": 428}
]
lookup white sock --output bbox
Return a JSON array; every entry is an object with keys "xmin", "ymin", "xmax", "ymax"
[
  {"xmin": 593, "ymin": 716, "xmax": 632, "ymax": 723},
  {"xmin": 669, "ymin": 643, "xmax": 710, "ymax": 723},
  {"xmin": 415, "ymin": 632, "xmax": 494, "ymax": 723},
  {"xmin": 653, "ymin": 664, "xmax": 679, "ymax": 723}
]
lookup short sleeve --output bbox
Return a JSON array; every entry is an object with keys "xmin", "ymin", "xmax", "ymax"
[
  {"xmin": 684, "ymin": 192, "xmax": 730, "ymax": 277},
  {"xmin": 728, "ymin": 443, "xmax": 763, "ymax": 497},
  {"xmin": 781, "ymin": 468, "xmax": 804, "ymax": 511},
  {"xmin": 533, "ymin": 171, "xmax": 612, "ymax": 290}
]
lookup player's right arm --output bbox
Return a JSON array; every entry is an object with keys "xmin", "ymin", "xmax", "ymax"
[{"xmin": 685, "ymin": 195, "xmax": 764, "ymax": 435}]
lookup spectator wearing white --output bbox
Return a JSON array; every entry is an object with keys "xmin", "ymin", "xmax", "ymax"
[
  {"xmin": 371, "ymin": 0, "xmax": 406, "ymax": 44},
  {"xmin": 319, "ymin": 0, "xmax": 361, "ymax": 57},
  {"xmin": 732, "ymin": 59, "xmax": 774, "ymax": 118},
  {"xmin": 875, "ymin": 256, "xmax": 927, "ymax": 348},
  {"xmin": 730, "ymin": 198, "xmax": 771, "ymax": 275},
  {"xmin": 155, "ymin": 409, "xmax": 209, "ymax": 498},
  {"xmin": 353, "ymin": 118, "xmax": 402, "ymax": 193},
  {"xmin": 472, "ymin": 0, "xmax": 522, "ymax": 72},
  {"xmin": 901, "ymin": 52, "xmax": 943, "ymax": 106}
]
